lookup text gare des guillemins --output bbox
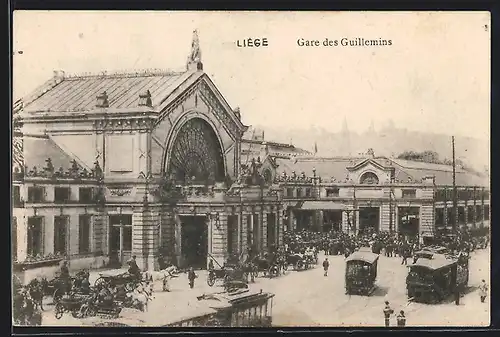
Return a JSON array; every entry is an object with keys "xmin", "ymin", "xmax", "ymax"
[
  {"xmin": 233, "ymin": 37, "xmax": 392, "ymax": 48},
  {"xmin": 297, "ymin": 37, "xmax": 393, "ymax": 47}
]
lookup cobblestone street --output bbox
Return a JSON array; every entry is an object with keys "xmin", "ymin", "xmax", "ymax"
[{"xmin": 39, "ymin": 247, "xmax": 489, "ymax": 327}]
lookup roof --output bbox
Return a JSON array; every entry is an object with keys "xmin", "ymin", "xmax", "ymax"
[
  {"xmin": 273, "ymin": 155, "xmax": 488, "ymax": 187},
  {"xmin": 390, "ymin": 158, "xmax": 488, "ymax": 186},
  {"xmin": 22, "ymin": 136, "xmax": 84, "ymax": 172},
  {"xmin": 409, "ymin": 254, "xmax": 456, "ymax": 271},
  {"xmin": 20, "ymin": 70, "xmax": 195, "ymax": 113},
  {"xmin": 275, "ymin": 157, "xmax": 360, "ymax": 182},
  {"xmin": 346, "ymin": 250, "xmax": 379, "ymax": 264}
]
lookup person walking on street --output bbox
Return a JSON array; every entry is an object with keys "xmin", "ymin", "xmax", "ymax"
[
  {"xmin": 397, "ymin": 310, "xmax": 406, "ymax": 327},
  {"xmin": 479, "ymin": 279, "xmax": 488, "ymax": 303},
  {"xmin": 188, "ymin": 267, "xmax": 197, "ymax": 289},
  {"xmin": 323, "ymin": 258, "xmax": 329, "ymax": 277},
  {"xmin": 383, "ymin": 301, "xmax": 394, "ymax": 327}
]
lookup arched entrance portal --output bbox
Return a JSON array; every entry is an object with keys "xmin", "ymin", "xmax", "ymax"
[
  {"xmin": 167, "ymin": 118, "xmax": 226, "ymax": 269},
  {"xmin": 167, "ymin": 118, "xmax": 225, "ymax": 185}
]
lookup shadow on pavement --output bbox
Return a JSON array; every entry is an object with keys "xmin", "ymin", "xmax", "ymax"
[{"xmin": 371, "ymin": 286, "xmax": 389, "ymax": 297}]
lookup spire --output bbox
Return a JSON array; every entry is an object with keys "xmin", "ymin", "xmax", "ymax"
[{"xmin": 187, "ymin": 29, "xmax": 203, "ymax": 71}]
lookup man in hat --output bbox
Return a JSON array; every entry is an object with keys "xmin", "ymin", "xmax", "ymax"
[
  {"xmin": 396, "ymin": 310, "xmax": 406, "ymax": 327},
  {"xmin": 323, "ymin": 257, "xmax": 330, "ymax": 277},
  {"xmin": 383, "ymin": 301, "xmax": 394, "ymax": 327},
  {"xmin": 128, "ymin": 255, "xmax": 141, "ymax": 279},
  {"xmin": 479, "ymin": 279, "xmax": 488, "ymax": 303},
  {"xmin": 188, "ymin": 267, "xmax": 197, "ymax": 289},
  {"xmin": 59, "ymin": 260, "xmax": 71, "ymax": 293}
]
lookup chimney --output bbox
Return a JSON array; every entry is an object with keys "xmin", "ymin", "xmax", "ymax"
[
  {"xmin": 53, "ymin": 70, "xmax": 65, "ymax": 84},
  {"xmin": 96, "ymin": 91, "xmax": 109, "ymax": 108},
  {"xmin": 138, "ymin": 90, "xmax": 152, "ymax": 107}
]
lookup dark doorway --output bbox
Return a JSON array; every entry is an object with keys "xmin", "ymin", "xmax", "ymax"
[
  {"xmin": 398, "ymin": 207, "xmax": 420, "ymax": 237},
  {"xmin": 295, "ymin": 210, "xmax": 313, "ymax": 231},
  {"xmin": 227, "ymin": 215, "xmax": 238, "ymax": 256},
  {"xmin": 109, "ymin": 214, "xmax": 133, "ymax": 267},
  {"xmin": 323, "ymin": 211, "xmax": 342, "ymax": 232},
  {"xmin": 359, "ymin": 207, "xmax": 380, "ymax": 233},
  {"xmin": 267, "ymin": 213, "xmax": 276, "ymax": 249},
  {"xmin": 181, "ymin": 216, "xmax": 208, "ymax": 269}
]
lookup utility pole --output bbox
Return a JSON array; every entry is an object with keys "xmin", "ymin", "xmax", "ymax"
[{"xmin": 452, "ymin": 136, "xmax": 458, "ymax": 233}]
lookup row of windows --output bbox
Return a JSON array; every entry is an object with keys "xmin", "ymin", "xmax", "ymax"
[
  {"xmin": 287, "ymin": 188, "xmax": 417, "ymax": 199},
  {"xmin": 435, "ymin": 189, "xmax": 490, "ymax": 202},
  {"xmin": 285, "ymin": 187, "xmax": 313, "ymax": 198},
  {"xmin": 14, "ymin": 214, "xmax": 92, "ymax": 260},
  {"xmin": 13, "ymin": 186, "xmax": 95, "ymax": 204},
  {"xmin": 435, "ymin": 205, "xmax": 490, "ymax": 226}
]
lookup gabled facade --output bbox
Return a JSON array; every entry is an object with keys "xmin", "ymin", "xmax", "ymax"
[{"xmin": 12, "ymin": 31, "xmax": 283, "ymax": 278}]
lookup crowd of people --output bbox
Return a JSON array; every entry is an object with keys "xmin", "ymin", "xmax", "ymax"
[{"xmin": 282, "ymin": 226, "xmax": 489, "ymax": 262}]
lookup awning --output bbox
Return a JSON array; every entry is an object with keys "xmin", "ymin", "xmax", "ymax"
[{"xmin": 298, "ymin": 201, "xmax": 345, "ymax": 211}]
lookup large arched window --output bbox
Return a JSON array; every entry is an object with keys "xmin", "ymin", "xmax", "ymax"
[
  {"xmin": 168, "ymin": 118, "xmax": 225, "ymax": 184},
  {"xmin": 359, "ymin": 172, "xmax": 379, "ymax": 184}
]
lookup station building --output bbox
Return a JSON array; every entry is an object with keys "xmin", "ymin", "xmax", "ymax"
[
  {"xmin": 12, "ymin": 31, "xmax": 285, "ymax": 275},
  {"xmin": 12, "ymin": 32, "xmax": 489, "ymax": 278},
  {"xmin": 273, "ymin": 151, "xmax": 490, "ymax": 240}
]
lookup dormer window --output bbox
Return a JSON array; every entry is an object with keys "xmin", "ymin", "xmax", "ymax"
[
  {"xmin": 96, "ymin": 91, "xmax": 109, "ymax": 108},
  {"xmin": 138, "ymin": 90, "xmax": 152, "ymax": 107}
]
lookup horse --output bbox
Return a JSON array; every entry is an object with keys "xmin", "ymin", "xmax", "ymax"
[
  {"xmin": 13, "ymin": 289, "xmax": 42, "ymax": 326},
  {"xmin": 25, "ymin": 278, "xmax": 45, "ymax": 311},
  {"xmin": 125, "ymin": 284, "xmax": 153, "ymax": 312},
  {"xmin": 142, "ymin": 266, "xmax": 179, "ymax": 292}
]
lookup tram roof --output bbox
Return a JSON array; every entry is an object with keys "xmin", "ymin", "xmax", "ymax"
[
  {"xmin": 409, "ymin": 254, "xmax": 456, "ymax": 271},
  {"xmin": 346, "ymin": 251, "xmax": 379, "ymax": 264}
]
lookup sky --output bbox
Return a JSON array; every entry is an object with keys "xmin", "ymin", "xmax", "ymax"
[{"xmin": 12, "ymin": 11, "xmax": 490, "ymax": 140}]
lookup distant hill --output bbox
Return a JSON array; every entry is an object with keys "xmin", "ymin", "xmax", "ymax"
[{"xmin": 252, "ymin": 124, "xmax": 490, "ymax": 175}]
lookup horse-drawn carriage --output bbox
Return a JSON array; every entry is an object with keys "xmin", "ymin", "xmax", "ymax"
[
  {"xmin": 94, "ymin": 271, "xmax": 145, "ymax": 292},
  {"xmin": 37, "ymin": 269, "xmax": 90, "ymax": 304},
  {"xmin": 283, "ymin": 252, "xmax": 311, "ymax": 271},
  {"xmin": 54, "ymin": 290, "xmax": 123, "ymax": 319},
  {"xmin": 250, "ymin": 254, "xmax": 281, "ymax": 278},
  {"xmin": 345, "ymin": 249, "xmax": 380, "ymax": 296}
]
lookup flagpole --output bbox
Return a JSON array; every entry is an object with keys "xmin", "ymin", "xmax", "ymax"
[{"xmin": 452, "ymin": 136, "xmax": 457, "ymax": 234}]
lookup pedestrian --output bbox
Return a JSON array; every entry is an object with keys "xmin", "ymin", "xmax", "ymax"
[
  {"xmin": 188, "ymin": 267, "xmax": 197, "ymax": 289},
  {"xmin": 208, "ymin": 259, "xmax": 214, "ymax": 271},
  {"xmin": 401, "ymin": 245, "xmax": 409, "ymax": 265},
  {"xmin": 383, "ymin": 301, "xmax": 394, "ymax": 327},
  {"xmin": 323, "ymin": 258, "xmax": 329, "ymax": 277},
  {"xmin": 479, "ymin": 279, "xmax": 488, "ymax": 303},
  {"xmin": 396, "ymin": 310, "xmax": 406, "ymax": 327}
]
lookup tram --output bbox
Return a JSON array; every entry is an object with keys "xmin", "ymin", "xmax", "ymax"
[{"xmin": 406, "ymin": 250, "xmax": 469, "ymax": 303}]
